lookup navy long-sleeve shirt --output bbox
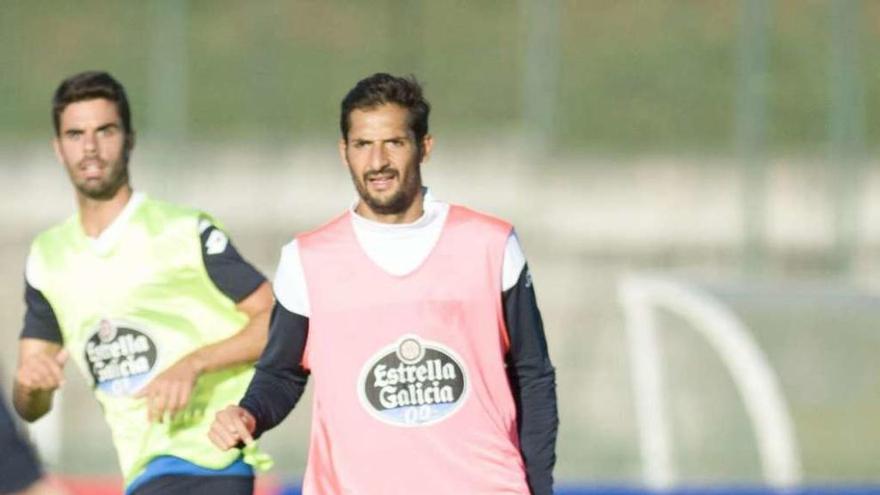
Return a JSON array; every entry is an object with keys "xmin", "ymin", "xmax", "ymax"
[{"xmin": 240, "ymin": 263, "xmax": 558, "ymax": 495}]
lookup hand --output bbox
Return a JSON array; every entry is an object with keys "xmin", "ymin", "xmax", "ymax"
[
  {"xmin": 16, "ymin": 348, "xmax": 68, "ymax": 394},
  {"xmin": 209, "ymin": 405, "xmax": 256, "ymax": 451},
  {"xmin": 135, "ymin": 356, "xmax": 202, "ymax": 422}
]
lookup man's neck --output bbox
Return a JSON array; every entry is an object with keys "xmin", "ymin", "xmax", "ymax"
[
  {"xmin": 356, "ymin": 190, "xmax": 425, "ymax": 225},
  {"xmin": 77, "ymin": 186, "xmax": 133, "ymax": 238}
]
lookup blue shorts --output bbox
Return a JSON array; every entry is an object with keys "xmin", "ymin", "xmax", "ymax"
[
  {"xmin": 126, "ymin": 455, "xmax": 254, "ymax": 495},
  {"xmin": 129, "ymin": 473, "xmax": 253, "ymax": 495}
]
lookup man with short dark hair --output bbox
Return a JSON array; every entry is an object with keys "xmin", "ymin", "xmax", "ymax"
[
  {"xmin": 13, "ymin": 71, "xmax": 274, "ymax": 495},
  {"xmin": 210, "ymin": 73, "xmax": 558, "ymax": 495}
]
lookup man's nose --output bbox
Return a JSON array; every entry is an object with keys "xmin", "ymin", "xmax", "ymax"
[
  {"xmin": 367, "ymin": 144, "xmax": 388, "ymax": 170},
  {"xmin": 83, "ymin": 132, "xmax": 98, "ymax": 155}
]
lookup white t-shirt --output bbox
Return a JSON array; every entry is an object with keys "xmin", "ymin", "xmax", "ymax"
[{"xmin": 274, "ymin": 190, "xmax": 526, "ymax": 317}]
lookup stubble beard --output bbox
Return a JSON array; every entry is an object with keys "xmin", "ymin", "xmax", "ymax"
[
  {"xmin": 75, "ymin": 157, "xmax": 130, "ymax": 201},
  {"xmin": 353, "ymin": 163, "xmax": 422, "ymax": 216}
]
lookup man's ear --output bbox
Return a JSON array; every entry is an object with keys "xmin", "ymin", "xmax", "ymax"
[
  {"xmin": 52, "ymin": 137, "xmax": 63, "ymax": 165},
  {"xmin": 338, "ymin": 138, "xmax": 348, "ymax": 167},
  {"xmin": 121, "ymin": 131, "xmax": 135, "ymax": 162},
  {"xmin": 420, "ymin": 134, "xmax": 434, "ymax": 163},
  {"xmin": 126, "ymin": 131, "xmax": 136, "ymax": 152}
]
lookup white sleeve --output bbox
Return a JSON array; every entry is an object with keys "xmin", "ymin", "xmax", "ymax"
[
  {"xmin": 502, "ymin": 229, "xmax": 527, "ymax": 292},
  {"xmin": 25, "ymin": 250, "xmax": 43, "ymax": 290},
  {"xmin": 272, "ymin": 240, "xmax": 311, "ymax": 317}
]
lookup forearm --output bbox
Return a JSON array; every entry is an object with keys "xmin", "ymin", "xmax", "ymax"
[
  {"xmin": 512, "ymin": 364, "xmax": 558, "ymax": 495},
  {"xmin": 503, "ymin": 263, "xmax": 558, "ymax": 495},
  {"xmin": 185, "ymin": 282, "xmax": 273, "ymax": 374},
  {"xmin": 239, "ymin": 365, "xmax": 307, "ymax": 438},
  {"xmin": 187, "ymin": 311, "xmax": 270, "ymax": 374},
  {"xmin": 11, "ymin": 382, "xmax": 53, "ymax": 422},
  {"xmin": 17, "ymin": 281, "xmax": 65, "ymax": 423},
  {"xmin": 13, "ymin": 339, "xmax": 65, "ymax": 422},
  {"xmin": 239, "ymin": 302, "xmax": 310, "ymax": 437}
]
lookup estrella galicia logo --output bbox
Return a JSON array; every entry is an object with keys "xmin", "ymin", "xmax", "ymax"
[
  {"xmin": 358, "ymin": 335, "xmax": 468, "ymax": 427},
  {"xmin": 83, "ymin": 319, "xmax": 157, "ymax": 396}
]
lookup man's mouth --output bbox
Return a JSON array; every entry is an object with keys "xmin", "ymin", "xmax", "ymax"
[
  {"xmin": 80, "ymin": 160, "xmax": 105, "ymax": 180},
  {"xmin": 366, "ymin": 172, "xmax": 397, "ymax": 191}
]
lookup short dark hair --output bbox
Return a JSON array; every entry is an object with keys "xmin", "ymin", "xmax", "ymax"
[
  {"xmin": 52, "ymin": 71, "xmax": 133, "ymax": 137},
  {"xmin": 340, "ymin": 73, "xmax": 431, "ymax": 144}
]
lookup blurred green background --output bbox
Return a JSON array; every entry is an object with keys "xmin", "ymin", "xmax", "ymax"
[
  {"xmin": 2, "ymin": 0, "xmax": 879, "ymax": 151},
  {"xmin": 1, "ymin": 0, "xmax": 879, "ymax": 489}
]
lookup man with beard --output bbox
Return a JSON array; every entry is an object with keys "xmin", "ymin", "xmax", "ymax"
[
  {"xmin": 13, "ymin": 71, "xmax": 273, "ymax": 495},
  {"xmin": 210, "ymin": 73, "xmax": 558, "ymax": 495}
]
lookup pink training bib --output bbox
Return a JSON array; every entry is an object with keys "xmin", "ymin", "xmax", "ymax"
[{"xmin": 296, "ymin": 205, "xmax": 529, "ymax": 495}]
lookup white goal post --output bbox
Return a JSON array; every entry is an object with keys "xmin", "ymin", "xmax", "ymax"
[{"xmin": 618, "ymin": 274, "xmax": 802, "ymax": 488}]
